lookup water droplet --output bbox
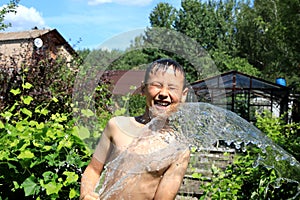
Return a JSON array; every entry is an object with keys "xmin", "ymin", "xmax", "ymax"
[
  {"xmin": 275, "ymin": 155, "xmax": 281, "ymax": 161},
  {"xmin": 242, "ymin": 147, "xmax": 247, "ymax": 152},
  {"xmin": 290, "ymin": 159, "xmax": 296, "ymax": 166}
]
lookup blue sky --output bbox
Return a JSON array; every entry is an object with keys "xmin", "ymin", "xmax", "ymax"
[{"xmin": 2, "ymin": 0, "xmax": 181, "ymax": 50}]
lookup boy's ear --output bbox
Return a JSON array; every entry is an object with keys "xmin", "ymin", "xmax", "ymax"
[
  {"xmin": 141, "ymin": 81, "xmax": 146, "ymax": 95},
  {"xmin": 181, "ymin": 87, "xmax": 189, "ymax": 102}
]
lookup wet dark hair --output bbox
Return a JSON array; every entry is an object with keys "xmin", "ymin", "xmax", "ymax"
[{"xmin": 144, "ymin": 58, "xmax": 187, "ymax": 88}]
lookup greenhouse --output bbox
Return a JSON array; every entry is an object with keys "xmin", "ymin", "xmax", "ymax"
[{"xmin": 191, "ymin": 71, "xmax": 290, "ymax": 122}]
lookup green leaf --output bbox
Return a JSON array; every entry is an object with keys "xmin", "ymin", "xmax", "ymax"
[
  {"xmin": 52, "ymin": 97, "xmax": 59, "ymax": 103},
  {"xmin": 36, "ymin": 122, "xmax": 44, "ymax": 129},
  {"xmin": 44, "ymin": 181, "xmax": 63, "ymax": 195},
  {"xmin": 10, "ymin": 139, "xmax": 19, "ymax": 148},
  {"xmin": 40, "ymin": 108, "xmax": 49, "ymax": 116},
  {"xmin": 8, "ymin": 162, "xmax": 18, "ymax": 174},
  {"xmin": 0, "ymin": 121, "xmax": 4, "ymax": 129},
  {"xmin": 0, "ymin": 151, "xmax": 9, "ymax": 160},
  {"xmin": 21, "ymin": 175, "xmax": 39, "ymax": 196},
  {"xmin": 63, "ymin": 171, "xmax": 79, "ymax": 186},
  {"xmin": 22, "ymin": 96, "xmax": 34, "ymax": 105},
  {"xmin": 58, "ymin": 139, "xmax": 72, "ymax": 150},
  {"xmin": 69, "ymin": 188, "xmax": 78, "ymax": 198},
  {"xmin": 192, "ymin": 172, "xmax": 202, "ymax": 179},
  {"xmin": 10, "ymin": 88, "xmax": 21, "ymax": 95},
  {"xmin": 22, "ymin": 82, "xmax": 33, "ymax": 89},
  {"xmin": 42, "ymin": 171, "xmax": 55, "ymax": 182},
  {"xmin": 17, "ymin": 150, "xmax": 34, "ymax": 159},
  {"xmin": 32, "ymin": 140, "xmax": 42, "ymax": 148},
  {"xmin": 81, "ymin": 109, "xmax": 95, "ymax": 117},
  {"xmin": 9, "ymin": 102, "xmax": 19, "ymax": 112},
  {"xmin": 78, "ymin": 126, "xmax": 90, "ymax": 140},
  {"xmin": 1, "ymin": 111, "xmax": 13, "ymax": 120},
  {"xmin": 43, "ymin": 145, "xmax": 52, "ymax": 151},
  {"xmin": 16, "ymin": 122, "xmax": 25, "ymax": 132},
  {"xmin": 72, "ymin": 126, "xmax": 79, "ymax": 137},
  {"xmin": 114, "ymin": 108, "xmax": 126, "ymax": 116},
  {"xmin": 21, "ymin": 108, "xmax": 32, "ymax": 117},
  {"xmin": 13, "ymin": 181, "xmax": 20, "ymax": 189},
  {"xmin": 29, "ymin": 120, "xmax": 38, "ymax": 127}
]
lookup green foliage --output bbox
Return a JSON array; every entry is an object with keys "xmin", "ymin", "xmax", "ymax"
[
  {"xmin": 0, "ymin": 49, "xmax": 79, "ymax": 117},
  {"xmin": 255, "ymin": 110, "xmax": 300, "ymax": 161},
  {"xmin": 149, "ymin": 2, "xmax": 177, "ymax": 29},
  {"xmin": 0, "ymin": 86, "xmax": 91, "ymax": 199},
  {"xmin": 195, "ymin": 146, "xmax": 299, "ymax": 199},
  {"xmin": 189, "ymin": 110, "xmax": 300, "ymax": 199},
  {"xmin": 0, "ymin": 0, "xmax": 19, "ymax": 30},
  {"xmin": 212, "ymin": 51, "xmax": 261, "ymax": 76},
  {"xmin": 128, "ymin": 94, "xmax": 146, "ymax": 116},
  {"xmin": 148, "ymin": 0, "xmax": 300, "ymax": 94}
]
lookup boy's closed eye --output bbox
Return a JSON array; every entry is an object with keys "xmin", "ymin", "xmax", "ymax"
[{"xmin": 148, "ymin": 82, "xmax": 179, "ymax": 91}]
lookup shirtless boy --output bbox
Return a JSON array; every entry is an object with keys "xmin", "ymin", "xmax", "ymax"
[{"xmin": 80, "ymin": 58, "xmax": 190, "ymax": 200}]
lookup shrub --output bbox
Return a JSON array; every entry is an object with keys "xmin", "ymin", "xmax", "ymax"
[
  {"xmin": 196, "ymin": 146, "xmax": 299, "ymax": 199},
  {"xmin": 194, "ymin": 110, "xmax": 300, "ymax": 199},
  {"xmin": 255, "ymin": 110, "xmax": 300, "ymax": 161},
  {"xmin": 0, "ymin": 50, "xmax": 79, "ymax": 117},
  {"xmin": 0, "ymin": 85, "xmax": 91, "ymax": 199}
]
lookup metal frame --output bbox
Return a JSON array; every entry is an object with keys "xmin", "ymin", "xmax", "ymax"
[{"xmin": 191, "ymin": 71, "xmax": 290, "ymax": 122}]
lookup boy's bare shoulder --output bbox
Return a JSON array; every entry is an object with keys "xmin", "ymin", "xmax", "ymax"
[
  {"xmin": 105, "ymin": 116, "xmax": 133, "ymax": 136},
  {"xmin": 107, "ymin": 116, "xmax": 131, "ymax": 127}
]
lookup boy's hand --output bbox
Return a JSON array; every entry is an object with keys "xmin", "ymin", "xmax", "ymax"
[{"xmin": 80, "ymin": 192, "xmax": 99, "ymax": 200}]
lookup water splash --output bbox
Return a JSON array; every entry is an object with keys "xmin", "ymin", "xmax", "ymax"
[
  {"xmin": 96, "ymin": 115, "xmax": 190, "ymax": 199},
  {"xmin": 95, "ymin": 102, "xmax": 300, "ymax": 199},
  {"xmin": 171, "ymin": 103, "xmax": 299, "ymax": 165},
  {"xmin": 169, "ymin": 102, "xmax": 300, "ymax": 197}
]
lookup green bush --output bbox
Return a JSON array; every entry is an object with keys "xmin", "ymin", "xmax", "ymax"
[
  {"xmin": 196, "ymin": 146, "xmax": 299, "ymax": 199},
  {"xmin": 255, "ymin": 110, "xmax": 300, "ymax": 161},
  {"xmin": 193, "ymin": 110, "xmax": 300, "ymax": 199},
  {"xmin": 0, "ymin": 53, "xmax": 78, "ymax": 116},
  {"xmin": 0, "ymin": 83, "xmax": 91, "ymax": 199}
]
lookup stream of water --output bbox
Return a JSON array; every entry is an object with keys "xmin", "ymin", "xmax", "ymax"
[{"xmin": 96, "ymin": 102, "xmax": 300, "ymax": 199}]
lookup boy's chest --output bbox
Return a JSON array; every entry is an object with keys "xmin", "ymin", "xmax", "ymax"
[{"xmin": 112, "ymin": 130, "xmax": 135, "ymax": 149}]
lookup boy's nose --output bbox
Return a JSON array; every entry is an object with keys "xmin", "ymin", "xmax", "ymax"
[{"xmin": 158, "ymin": 87, "xmax": 168, "ymax": 99}]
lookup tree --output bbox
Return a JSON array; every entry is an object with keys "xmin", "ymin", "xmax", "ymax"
[
  {"xmin": 149, "ymin": 2, "xmax": 177, "ymax": 29},
  {"xmin": 0, "ymin": 0, "xmax": 19, "ymax": 30},
  {"xmin": 235, "ymin": 0, "xmax": 300, "ymax": 84},
  {"xmin": 148, "ymin": 0, "xmax": 300, "ymax": 87},
  {"xmin": 149, "ymin": 0, "xmax": 259, "ymax": 76}
]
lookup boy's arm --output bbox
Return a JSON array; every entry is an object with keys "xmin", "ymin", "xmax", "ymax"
[
  {"xmin": 80, "ymin": 157, "xmax": 104, "ymax": 200},
  {"xmin": 154, "ymin": 149, "xmax": 190, "ymax": 200},
  {"xmin": 80, "ymin": 119, "xmax": 114, "ymax": 200}
]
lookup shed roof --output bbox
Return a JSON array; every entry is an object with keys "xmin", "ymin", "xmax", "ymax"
[
  {"xmin": 102, "ymin": 70, "xmax": 146, "ymax": 95},
  {"xmin": 0, "ymin": 29, "xmax": 76, "ymax": 55},
  {"xmin": 191, "ymin": 71, "xmax": 290, "ymax": 122},
  {"xmin": 191, "ymin": 70, "xmax": 289, "ymax": 101},
  {"xmin": 0, "ymin": 29, "xmax": 51, "ymax": 41}
]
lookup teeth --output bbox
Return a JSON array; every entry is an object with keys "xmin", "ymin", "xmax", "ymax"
[{"xmin": 156, "ymin": 101, "xmax": 170, "ymax": 106}]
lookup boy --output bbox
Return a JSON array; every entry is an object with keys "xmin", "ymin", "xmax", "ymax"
[{"xmin": 80, "ymin": 58, "xmax": 190, "ymax": 200}]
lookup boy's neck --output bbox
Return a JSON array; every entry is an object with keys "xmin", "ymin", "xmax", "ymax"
[{"xmin": 135, "ymin": 110, "xmax": 151, "ymax": 125}]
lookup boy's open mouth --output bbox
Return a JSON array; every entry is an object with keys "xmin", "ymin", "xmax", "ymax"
[{"xmin": 154, "ymin": 100, "xmax": 171, "ymax": 107}]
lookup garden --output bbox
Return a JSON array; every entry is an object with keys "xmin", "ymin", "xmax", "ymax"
[
  {"xmin": 1, "ymin": 0, "xmax": 300, "ymax": 199},
  {"xmin": 1, "ymin": 51, "xmax": 300, "ymax": 199}
]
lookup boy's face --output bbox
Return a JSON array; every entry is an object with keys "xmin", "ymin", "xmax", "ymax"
[{"xmin": 143, "ymin": 66, "xmax": 188, "ymax": 117}]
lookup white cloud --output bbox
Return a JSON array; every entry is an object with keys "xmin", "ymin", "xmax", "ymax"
[
  {"xmin": 88, "ymin": 0, "xmax": 153, "ymax": 6},
  {"xmin": 3, "ymin": 5, "xmax": 47, "ymax": 32}
]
